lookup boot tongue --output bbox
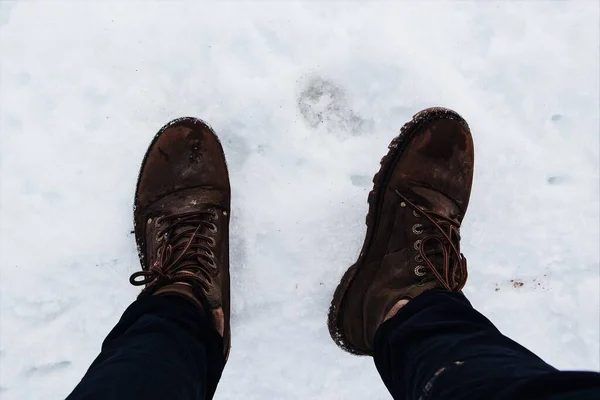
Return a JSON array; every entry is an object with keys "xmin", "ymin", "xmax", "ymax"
[
  {"xmin": 410, "ymin": 185, "xmax": 461, "ymax": 220},
  {"xmin": 168, "ymin": 214, "xmax": 215, "ymax": 264}
]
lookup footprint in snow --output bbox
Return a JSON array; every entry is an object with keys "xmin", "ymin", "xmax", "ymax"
[{"xmin": 298, "ymin": 77, "xmax": 372, "ymax": 136}]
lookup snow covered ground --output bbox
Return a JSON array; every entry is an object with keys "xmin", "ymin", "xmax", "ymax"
[{"xmin": 1, "ymin": 1, "xmax": 598, "ymax": 399}]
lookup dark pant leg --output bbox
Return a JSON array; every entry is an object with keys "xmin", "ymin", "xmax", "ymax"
[
  {"xmin": 374, "ymin": 290, "xmax": 600, "ymax": 400},
  {"xmin": 67, "ymin": 295, "xmax": 225, "ymax": 400}
]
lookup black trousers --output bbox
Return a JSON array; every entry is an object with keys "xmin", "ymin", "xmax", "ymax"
[{"xmin": 68, "ymin": 290, "xmax": 600, "ymax": 400}]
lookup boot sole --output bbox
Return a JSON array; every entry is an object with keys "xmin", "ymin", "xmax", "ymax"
[{"xmin": 327, "ymin": 107, "xmax": 469, "ymax": 355}]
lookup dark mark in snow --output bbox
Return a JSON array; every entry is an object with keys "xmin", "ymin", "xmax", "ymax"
[
  {"xmin": 350, "ymin": 175, "xmax": 371, "ymax": 187},
  {"xmin": 547, "ymin": 176, "xmax": 569, "ymax": 185},
  {"xmin": 510, "ymin": 279, "xmax": 524, "ymax": 288}
]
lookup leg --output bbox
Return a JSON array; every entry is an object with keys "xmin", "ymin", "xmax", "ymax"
[
  {"xmin": 68, "ymin": 295, "xmax": 224, "ymax": 400},
  {"xmin": 328, "ymin": 107, "xmax": 600, "ymax": 400},
  {"xmin": 68, "ymin": 117, "xmax": 232, "ymax": 398},
  {"xmin": 374, "ymin": 290, "xmax": 600, "ymax": 400}
]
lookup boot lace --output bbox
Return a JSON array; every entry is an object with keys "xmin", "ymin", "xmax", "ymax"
[
  {"xmin": 395, "ymin": 190, "xmax": 467, "ymax": 291},
  {"xmin": 130, "ymin": 210, "xmax": 219, "ymax": 294}
]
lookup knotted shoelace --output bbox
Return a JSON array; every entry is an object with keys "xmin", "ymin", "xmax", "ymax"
[{"xmin": 130, "ymin": 210, "xmax": 219, "ymax": 293}]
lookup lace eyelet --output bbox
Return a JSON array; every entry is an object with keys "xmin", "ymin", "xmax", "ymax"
[
  {"xmin": 155, "ymin": 216, "xmax": 164, "ymax": 227},
  {"xmin": 415, "ymin": 254, "xmax": 424, "ymax": 263},
  {"xmin": 208, "ymin": 237, "xmax": 216, "ymax": 248},
  {"xmin": 208, "ymin": 223, "xmax": 218, "ymax": 233},
  {"xmin": 207, "ymin": 258, "xmax": 217, "ymax": 268},
  {"xmin": 414, "ymin": 265, "xmax": 427, "ymax": 277},
  {"xmin": 414, "ymin": 240, "xmax": 422, "ymax": 251},
  {"xmin": 155, "ymin": 232, "xmax": 164, "ymax": 242},
  {"xmin": 413, "ymin": 210, "xmax": 421, "ymax": 218},
  {"xmin": 412, "ymin": 224, "xmax": 424, "ymax": 235}
]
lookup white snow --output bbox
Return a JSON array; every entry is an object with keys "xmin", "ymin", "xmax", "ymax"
[{"xmin": 0, "ymin": 1, "xmax": 598, "ymax": 399}]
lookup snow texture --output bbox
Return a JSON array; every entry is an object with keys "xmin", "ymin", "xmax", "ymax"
[{"xmin": 0, "ymin": 1, "xmax": 599, "ymax": 399}]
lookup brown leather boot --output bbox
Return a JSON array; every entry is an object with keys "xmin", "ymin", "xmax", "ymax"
[
  {"xmin": 328, "ymin": 107, "xmax": 474, "ymax": 355},
  {"xmin": 129, "ymin": 117, "xmax": 231, "ymax": 360}
]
